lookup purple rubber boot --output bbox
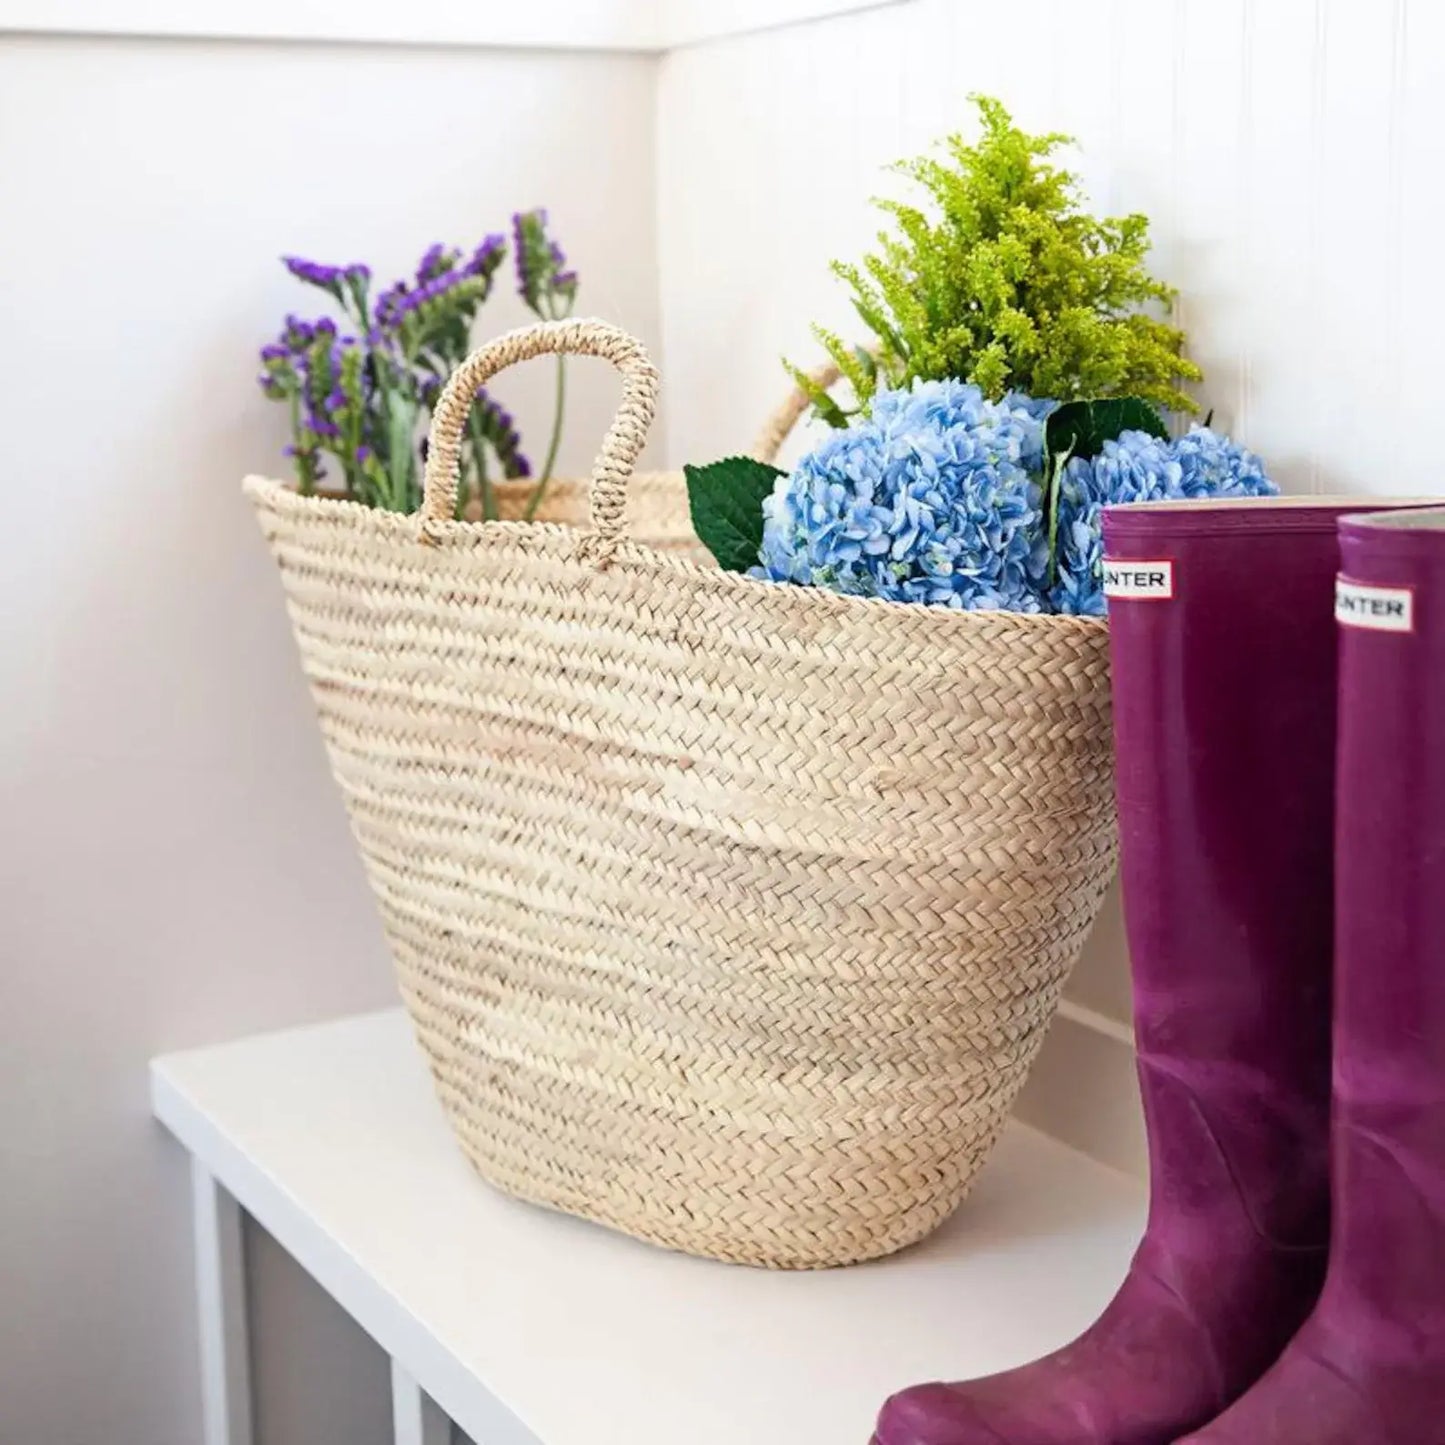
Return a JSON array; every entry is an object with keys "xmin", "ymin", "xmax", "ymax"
[
  {"xmin": 1176, "ymin": 506, "xmax": 1445, "ymax": 1444},
  {"xmin": 874, "ymin": 500, "xmax": 1379, "ymax": 1445}
]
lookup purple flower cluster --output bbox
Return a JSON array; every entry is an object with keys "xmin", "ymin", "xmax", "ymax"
[
  {"xmin": 513, "ymin": 209, "xmax": 578, "ymax": 318},
  {"xmin": 257, "ymin": 311, "xmax": 369, "ymax": 487},
  {"xmin": 283, "ymin": 257, "xmax": 370, "ymax": 293},
  {"xmin": 415, "ymin": 244, "xmax": 456, "ymax": 282},
  {"xmin": 261, "ymin": 222, "xmax": 574, "ymax": 511},
  {"xmin": 373, "ymin": 233, "xmax": 506, "ymax": 333},
  {"xmin": 473, "ymin": 388, "xmax": 531, "ymax": 479},
  {"xmin": 257, "ymin": 314, "xmax": 335, "ymax": 392}
]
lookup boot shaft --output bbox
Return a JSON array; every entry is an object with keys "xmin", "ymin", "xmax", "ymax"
[
  {"xmin": 1102, "ymin": 500, "xmax": 1354, "ymax": 1256},
  {"xmin": 1331, "ymin": 509, "xmax": 1445, "ymax": 1351}
]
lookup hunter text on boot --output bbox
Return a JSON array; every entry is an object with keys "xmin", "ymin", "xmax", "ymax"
[
  {"xmin": 1335, "ymin": 578, "xmax": 1414, "ymax": 633},
  {"xmin": 1103, "ymin": 560, "xmax": 1174, "ymax": 600}
]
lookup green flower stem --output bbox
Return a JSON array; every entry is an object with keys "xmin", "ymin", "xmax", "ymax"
[
  {"xmin": 341, "ymin": 398, "xmax": 363, "ymax": 500},
  {"xmin": 1044, "ymin": 451, "xmax": 1067, "ymax": 586},
  {"xmin": 524, "ymin": 353, "xmax": 566, "ymax": 521},
  {"xmin": 469, "ymin": 412, "xmax": 496, "ymax": 521},
  {"xmin": 287, "ymin": 389, "xmax": 309, "ymax": 496}
]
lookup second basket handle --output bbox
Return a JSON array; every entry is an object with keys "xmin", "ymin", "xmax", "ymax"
[
  {"xmin": 751, "ymin": 361, "xmax": 846, "ymax": 467},
  {"xmin": 420, "ymin": 318, "xmax": 660, "ymax": 553}
]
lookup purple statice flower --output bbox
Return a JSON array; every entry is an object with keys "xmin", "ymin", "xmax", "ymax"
[
  {"xmin": 511, "ymin": 208, "xmax": 541, "ymax": 299},
  {"xmin": 473, "ymin": 386, "xmax": 531, "ymax": 479},
  {"xmin": 281, "ymin": 315, "xmax": 316, "ymax": 351},
  {"xmin": 373, "ymin": 236, "xmax": 506, "ymax": 335},
  {"xmin": 512, "ymin": 209, "xmax": 577, "ymax": 318},
  {"xmin": 378, "ymin": 272, "xmax": 457, "ymax": 326},
  {"xmin": 464, "ymin": 234, "xmax": 505, "ymax": 279},
  {"xmin": 291, "ymin": 332, "xmax": 362, "ymax": 443},
  {"xmin": 258, "ymin": 314, "xmax": 337, "ymax": 399},
  {"xmin": 373, "ymin": 281, "xmax": 410, "ymax": 330},
  {"xmin": 547, "ymin": 241, "xmax": 578, "ymax": 301},
  {"xmin": 415, "ymin": 244, "xmax": 458, "ymax": 283},
  {"xmin": 283, "ymin": 256, "xmax": 345, "ymax": 293}
]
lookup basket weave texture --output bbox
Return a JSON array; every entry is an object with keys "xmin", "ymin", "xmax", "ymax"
[{"xmin": 246, "ymin": 319, "xmax": 1118, "ymax": 1269}]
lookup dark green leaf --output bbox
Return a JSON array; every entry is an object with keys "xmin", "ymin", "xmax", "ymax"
[
  {"xmin": 1043, "ymin": 396, "xmax": 1168, "ymax": 463},
  {"xmin": 684, "ymin": 456, "xmax": 784, "ymax": 573}
]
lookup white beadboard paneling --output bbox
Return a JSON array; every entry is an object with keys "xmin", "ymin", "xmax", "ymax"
[
  {"xmin": 1309, "ymin": 0, "xmax": 1405, "ymax": 494},
  {"xmin": 1042, "ymin": 0, "xmax": 1122, "ymax": 217},
  {"xmin": 1106, "ymin": 0, "xmax": 1185, "ymax": 340},
  {"xmin": 1233, "ymin": 0, "xmax": 1327, "ymax": 489},
  {"xmin": 656, "ymin": 3, "xmax": 928, "ymax": 465},
  {"xmin": 927, "ymin": 0, "xmax": 1050, "ymax": 125},
  {"xmin": 1395, "ymin": 0, "xmax": 1445, "ymax": 493},
  {"xmin": 1173, "ymin": 0, "xmax": 1249, "ymax": 429}
]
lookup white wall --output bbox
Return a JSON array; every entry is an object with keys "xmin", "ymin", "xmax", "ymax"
[
  {"xmin": 0, "ymin": 32, "xmax": 659, "ymax": 1445},
  {"xmin": 656, "ymin": 0, "xmax": 1445, "ymax": 1170}
]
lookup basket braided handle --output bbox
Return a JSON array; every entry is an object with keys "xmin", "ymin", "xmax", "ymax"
[
  {"xmin": 421, "ymin": 318, "xmax": 660, "ymax": 551},
  {"xmin": 752, "ymin": 361, "xmax": 844, "ymax": 466}
]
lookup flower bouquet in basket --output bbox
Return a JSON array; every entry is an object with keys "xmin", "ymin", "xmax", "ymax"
[
  {"xmin": 687, "ymin": 96, "xmax": 1274, "ymax": 613},
  {"xmin": 246, "ymin": 98, "xmax": 1273, "ymax": 1272}
]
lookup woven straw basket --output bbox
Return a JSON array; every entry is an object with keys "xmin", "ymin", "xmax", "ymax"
[{"xmin": 246, "ymin": 319, "xmax": 1118, "ymax": 1269}]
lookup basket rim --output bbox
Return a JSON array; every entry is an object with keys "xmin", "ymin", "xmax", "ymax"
[{"xmin": 243, "ymin": 473, "xmax": 1111, "ymax": 641}]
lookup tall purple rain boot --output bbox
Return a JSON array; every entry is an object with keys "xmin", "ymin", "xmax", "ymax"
[
  {"xmin": 1177, "ymin": 506, "xmax": 1445, "ymax": 1444},
  {"xmin": 874, "ymin": 499, "xmax": 1386, "ymax": 1445}
]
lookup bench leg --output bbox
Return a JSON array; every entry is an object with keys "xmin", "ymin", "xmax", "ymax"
[
  {"xmin": 191, "ymin": 1159, "xmax": 255, "ymax": 1445},
  {"xmin": 392, "ymin": 1359, "xmax": 452, "ymax": 1445}
]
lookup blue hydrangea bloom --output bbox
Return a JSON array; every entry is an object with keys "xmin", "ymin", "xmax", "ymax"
[
  {"xmin": 756, "ymin": 378, "xmax": 1050, "ymax": 611},
  {"xmin": 758, "ymin": 388, "xmax": 1277, "ymax": 617},
  {"xmin": 1050, "ymin": 426, "xmax": 1277, "ymax": 615},
  {"xmin": 1171, "ymin": 424, "xmax": 1275, "ymax": 499}
]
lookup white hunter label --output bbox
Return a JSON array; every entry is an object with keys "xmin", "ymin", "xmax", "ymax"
[
  {"xmin": 1103, "ymin": 560, "xmax": 1175, "ymax": 600},
  {"xmin": 1336, "ymin": 578, "xmax": 1414, "ymax": 632}
]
